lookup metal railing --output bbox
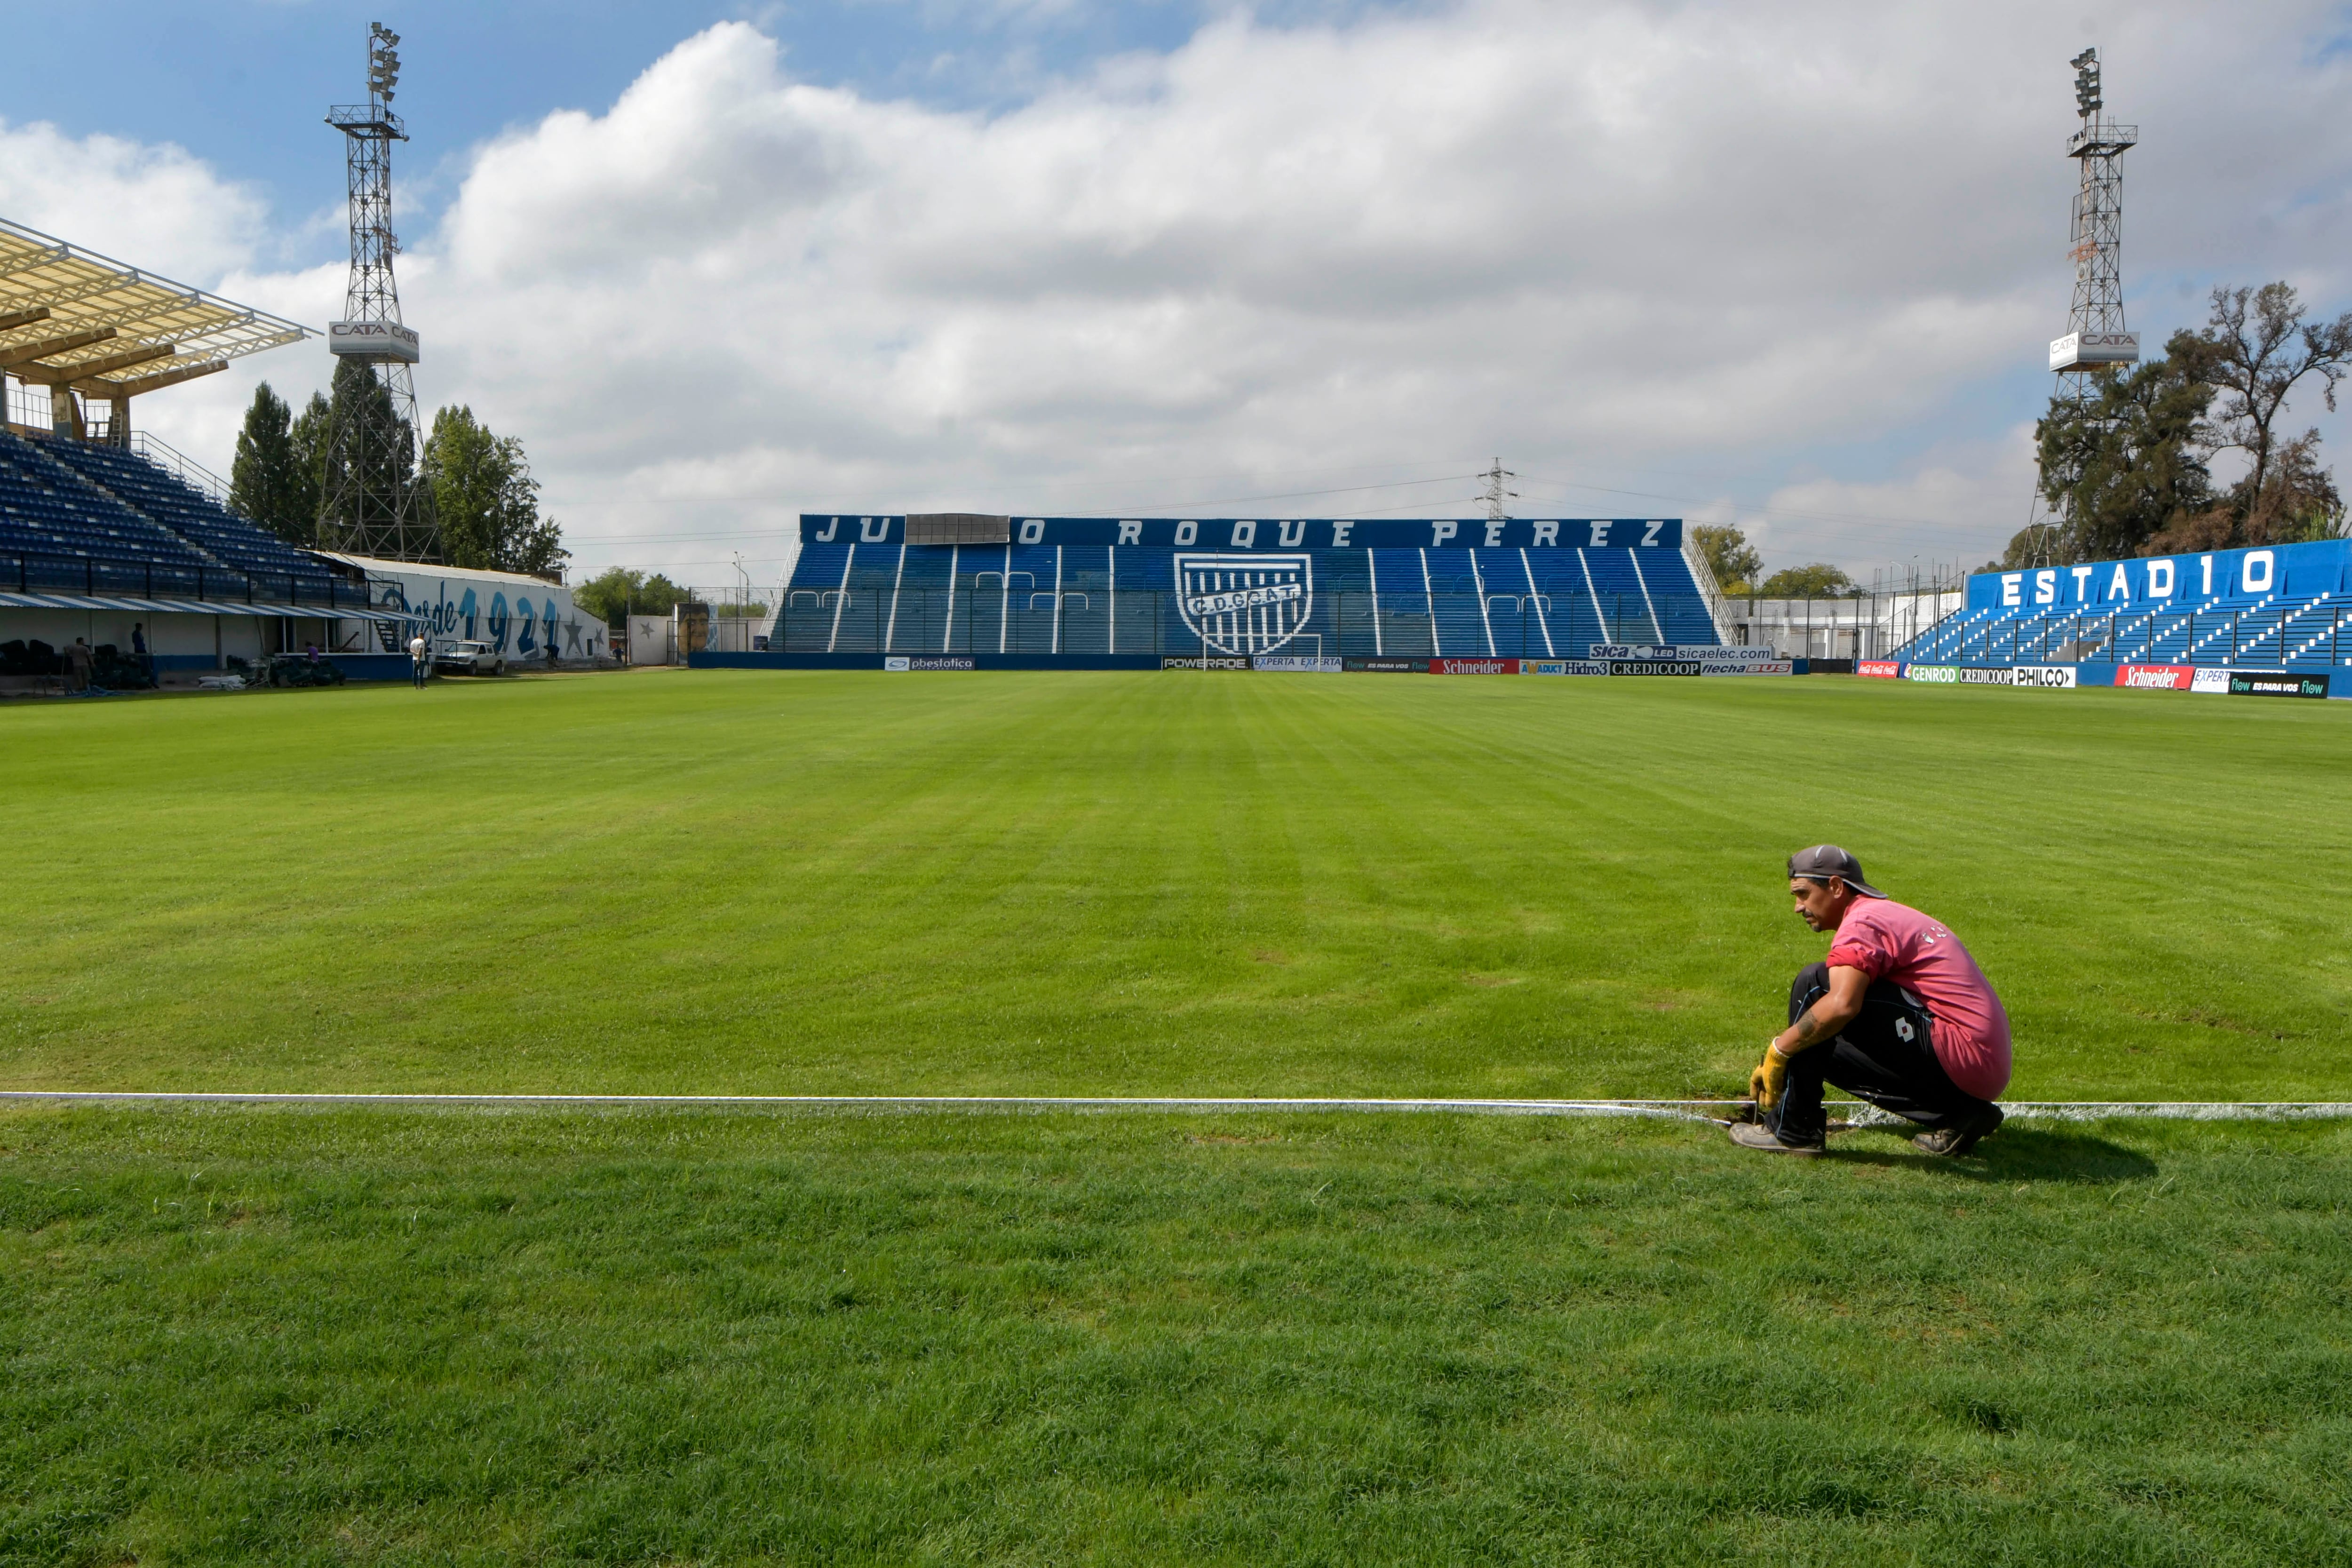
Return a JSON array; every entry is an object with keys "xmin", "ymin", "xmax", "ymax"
[
  {"xmin": 1891, "ymin": 605, "xmax": 2351, "ymax": 669},
  {"xmin": 2, "ymin": 550, "xmax": 363, "ymax": 608},
  {"xmin": 761, "ymin": 588, "xmax": 1713, "ymax": 658}
]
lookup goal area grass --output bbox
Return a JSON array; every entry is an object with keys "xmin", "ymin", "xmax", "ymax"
[{"xmin": 4, "ymin": 669, "xmax": 2349, "ymax": 1563}]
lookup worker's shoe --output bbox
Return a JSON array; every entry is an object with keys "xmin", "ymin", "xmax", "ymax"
[
  {"xmin": 1729, "ymin": 1121, "xmax": 1823, "ymax": 1155},
  {"xmin": 1913, "ymin": 1105, "xmax": 2004, "ymax": 1157}
]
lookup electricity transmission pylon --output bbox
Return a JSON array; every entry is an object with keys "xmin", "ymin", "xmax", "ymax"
[
  {"xmin": 1476, "ymin": 458, "xmax": 1517, "ymax": 522},
  {"xmin": 319, "ymin": 21, "xmax": 438, "ymax": 561}
]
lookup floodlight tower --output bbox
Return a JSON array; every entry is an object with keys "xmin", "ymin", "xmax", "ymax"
[
  {"xmin": 320, "ymin": 21, "xmax": 437, "ymax": 560},
  {"xmin": 2050, "ymin": 48, "xmax": 2139, "ymax": 404}
]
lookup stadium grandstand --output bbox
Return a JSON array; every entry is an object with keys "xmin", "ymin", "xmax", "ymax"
[
  {"xmin": 704, "ymin": 514, "xmax": 1733, "ymax": 669},
  {"xmin": 0, "ymin": 215, "xmax": 421, "ymax": 684},
  {"xmin": 1884, "ymin": 539, "xmax": 2350, "ymax": 691}
]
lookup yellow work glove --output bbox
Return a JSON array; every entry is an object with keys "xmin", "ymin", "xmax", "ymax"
[{"xmin": 1748, "ymin": 1044, "xmax": 1791, "ymax": 1111}]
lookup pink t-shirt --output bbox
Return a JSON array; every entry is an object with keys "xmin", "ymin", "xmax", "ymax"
[{"xmin": 1825, "ymin": 897, "xmax": 2012, "ymax": 1101}]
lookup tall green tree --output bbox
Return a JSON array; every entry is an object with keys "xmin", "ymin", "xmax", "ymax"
[
  {"xmin": 573, "ymin": 566, "xmax": 689, "ymax": 627},
  {"xmin": 421, "ymin": 405, "xmax": 569, "ymax": 577},
  {"xmin": 2026, "ymin": 343, "xmax": 2216, "ymax": 564},
  {"xmin": 317, "ymin": 357, "xmax": 418, "ymax": 554},
  {"xmin": 1689, "ymin": 525, "xmax": 1763, "ymax": 594},
  {"xmin": 1757, "ymin": 564, "xmax": 1858, "ymax": 597},
  {"xmin": 227, "ymin": 382, "xmax": 318, "ymax": 546}
]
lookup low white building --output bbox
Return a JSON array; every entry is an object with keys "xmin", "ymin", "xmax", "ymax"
[{"xmin": 318, "ymin": 553, "xmax": 612, "ymax": 665}]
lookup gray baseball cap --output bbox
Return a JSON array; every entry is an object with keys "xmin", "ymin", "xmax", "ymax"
[{"xmin": 1787, "ymin": 844, "xmax": 1884, "ymax": 898}]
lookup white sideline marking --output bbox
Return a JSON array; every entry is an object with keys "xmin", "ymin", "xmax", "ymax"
[{"xmin": 1, "ymin": 1092, "xmax": 2348, "ymax": 1121}]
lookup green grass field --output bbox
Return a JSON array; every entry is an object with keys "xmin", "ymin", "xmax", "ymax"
[
  {"xmin": 5, "ymin": 670, "xmax": 2349, "ymax": 1098},
  {"xmin": 5, "ymin": 670, "xmax": 2350, "ymax": 1564}
]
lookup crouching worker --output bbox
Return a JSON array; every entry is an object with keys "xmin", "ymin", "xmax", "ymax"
[{"xmin": 1731, "ymin": 845, "xmax": 2010, "ymax": 1157}]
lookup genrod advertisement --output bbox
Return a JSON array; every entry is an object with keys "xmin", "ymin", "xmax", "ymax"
[{"xmin": 1903, "ymin": 665, "xmax": 1959, "ymax": 684}]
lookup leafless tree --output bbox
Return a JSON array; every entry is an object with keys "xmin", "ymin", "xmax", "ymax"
[{"xmin": 2189, "ymin": 282, "xmax": 2352, "ymax": 499}]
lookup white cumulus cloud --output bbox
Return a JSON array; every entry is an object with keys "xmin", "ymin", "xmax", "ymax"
[{"xmin": 24, "ymin": 1, "xmax": 2352, "ymax": 585}]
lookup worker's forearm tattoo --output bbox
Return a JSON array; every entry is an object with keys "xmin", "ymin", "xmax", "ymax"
[{"xmin": 1789, "ymin": 1006, "xmax": 1823, "ymax": 1047}]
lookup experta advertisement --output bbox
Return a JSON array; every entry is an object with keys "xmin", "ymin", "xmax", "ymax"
[
  {"xmin": 1858, "ymin": 661, "xmax": 1903, "ymax": 679},
  {"xmin": 2190, "ymin": 668, "xmax": 2231, "ymax": 693},
  {"xmin": 2116, "ymin": 664, "xmax": 2193, "ymax": 691},
  {"xmin": 1431, "ymin": 658, "xmax": 1515, "ymax": 675},
  {"xmin": 1253, "ymin": 655, "xmax": 1341, "ymax": 672},
  {"xmin": 1903, "ymin": 665, "xmax": 1959, "ymax": 684},
  {"xmin": 2230, "ymin": 671, "xmax": 2329, "ymax": 698}
]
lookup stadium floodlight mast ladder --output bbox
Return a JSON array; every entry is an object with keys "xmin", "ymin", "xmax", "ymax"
[
  {"xmin": 2020, "ymin": 48, "xmax": 2138, "ymax": 567},
  {"xmin": 319, "ymin": 21, "xmax": 439, "ymax": 562}
]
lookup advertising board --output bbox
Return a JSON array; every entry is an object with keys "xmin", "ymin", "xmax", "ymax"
[
  {"xmin": 1858, "ymin": 660, "xmax": 1903, "ymax": 679},
  {"xmin": 1700, "ymin": 660, "xmax": 1793, "ymax": 676},
  {"xmin": 1590, "ymin": 644, "xmax": 1769, "ymax": 661},
  {"xmin": 2229, "ymin": 671, "xmax": 2329, "ymax": 698},
  {"xmin": 1903, "ymin": 665, "xmax": 1959, "ymax": 684},
  {"xmin": 328, "ymin": 320, "xmax": 421, "ymax": 362},
  {"xmin": 1431, "ymin": 658, "xmax": 1516, "ymax": 675},
  {"xmin": 2116, "ymin": 664, "xmax": 2193, "ymax": 691},
  {"xmin": 2189, "ymin": 668, "xmax": 2230, "ymax": 694},
  {"xmin": 2048, "ymin": 329, "xmax": 2140, "ymax": 370},
  {"xmin": 1957, "ymin": 667, "xmax": 2014, "ymax": 685},
  {"xmin": 885, "ymin": 656, "xmax": 976, "ymax": 671},
  {"xmin": 1162, "ymin": 655, "xmax": 1252, "ymax": 670},
  {"xmin": 1253, "ymin": 655, "xmax": 1341, "ymax": 672},
  {"xmin": 1343, "ymin": 657, "xmax": 1425, "ymax": 673},
  {"xmin": 2013, "ymin": 666, "xmax": 2078, "ymax": 689},
  {"xmin": 1518, "ymin": 660, "xmax": 1610, "ymax": 676},
  {"xmin": 1610, "ymin": 660, "xmax": 1702, "ymax": 677}
]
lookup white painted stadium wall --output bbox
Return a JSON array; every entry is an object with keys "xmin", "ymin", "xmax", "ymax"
[{"xmin": 321, "ymin": 554, "xmax": 612, "ymax": 664}]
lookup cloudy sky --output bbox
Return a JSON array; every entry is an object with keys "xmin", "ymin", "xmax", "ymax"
[{"xmin": 7, "ymin": 0, "xmax": 2352, "ymax": 590}]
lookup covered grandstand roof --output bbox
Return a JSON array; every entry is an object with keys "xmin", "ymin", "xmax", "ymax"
[{"xmin": 0, "ymin": 216, "xmax": 311, "ymax": 399}]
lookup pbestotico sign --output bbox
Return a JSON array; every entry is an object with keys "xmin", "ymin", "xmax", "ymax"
[
  {"xmin": 328, "ymin": 320, "xmax": 421, "ymax": 362},
  {"xmin": 884, "ymin": 656, "xmax": 975, "ymax": 670}
]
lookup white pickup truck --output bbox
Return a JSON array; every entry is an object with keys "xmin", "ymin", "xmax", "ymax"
[{"xmin": 433, "ymin": 640, "xmax": 507, "ymax": 677}]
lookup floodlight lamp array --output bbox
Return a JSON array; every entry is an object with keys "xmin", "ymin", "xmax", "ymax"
[
  {"xmin": 368, "ymin": 21, "xmax": 401, "ymax": 101},
  {"xmin": 2072, "ymin": 47, "xmax": 2101, "ymax": 118}
]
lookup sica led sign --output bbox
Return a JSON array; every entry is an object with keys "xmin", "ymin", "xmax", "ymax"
[{"xmin": 328, "ymin": 320, "xmax": 422, "ymax": 363}]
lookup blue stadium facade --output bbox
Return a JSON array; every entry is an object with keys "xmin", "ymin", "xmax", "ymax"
[
  {"xmin": 1886, "ymin": 538, "xmax": 2349, "ymax": 692},
  {"xmin": 710, "ymin": 515, "xmax": 1726, "ymax": 669}
]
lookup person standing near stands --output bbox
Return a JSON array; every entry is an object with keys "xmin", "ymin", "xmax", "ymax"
[
  {"xmin": 64, "ymin": 637, "xmax": 95, "ymax": 693},
  {"xmin": 130, "ymin": 623, "xmax": 153, "ymax": 686},
  {"xmin": 408, "ymin": 631, "xmax": 430, "ymax": 689}
]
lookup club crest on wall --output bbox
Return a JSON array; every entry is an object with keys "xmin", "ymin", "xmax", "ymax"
[{"xmin": 1174, "ymin": 553, "xmax": 1313, "ymax": 656}]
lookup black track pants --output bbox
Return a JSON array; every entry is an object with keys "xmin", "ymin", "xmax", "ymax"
[{"xmin": 1771, "ymin": 961, "xmax": 1998, "ymax": 1143}]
